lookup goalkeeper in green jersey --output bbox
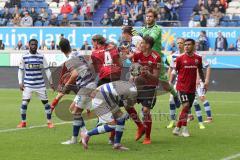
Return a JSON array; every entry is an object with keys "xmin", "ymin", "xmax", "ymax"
[{"xmin": 140, "ymin": 8, "xmax": 180, "ymax": 107}]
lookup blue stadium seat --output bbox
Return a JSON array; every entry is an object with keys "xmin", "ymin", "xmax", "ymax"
[
  {"xmin": 57, "ymin": 14, "xmax": 63, "ymax": 21},
  {"xmin": 232, "ymin": 15, "xmax": 240, "ymax": 21},
  {"xmin": 77, "ymin": 15, "xmax": 84, "ymax": 21},
  {"xmin": 39, "ymin": 2, "xmax": 48, "ymax": 8},
  {"xmin": 227, "ymin": 21, "xmax": 237, "ymax": 27},
  {"xmin": 67, "ymin": 14, "xmax": 73, "ymax": 20},
  {"xmin": 193, "ymin": 15, "xmax": 200, "ymax": 21},
  {"xmin": 134, "ymin": 21, "xmax": 143, "ymax": 26},
  {"xmin": 219, "ymin": 21, "xmax": 227, "ymax": 27},
  {"xmin": 222, "ymin": 15, "xmax": 230, "ymax": 21},
  {"xmin": 43, "ymin": 21, "xmax": 49, "ymax": 26},
  {"xmin": 34, "ymin": 21, "xmax": 43, "ymax": 26},
  {"xmin": 237, "ymin": 21, "xmax": 240, "ymax": 26},
  {"xmin": 6, "ymin": 21, "xmax": 14, "ymax": 26}
]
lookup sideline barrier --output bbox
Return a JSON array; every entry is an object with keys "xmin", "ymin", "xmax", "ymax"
[
  {"xmin": 0, "ymin": 50, "xmax": 240, "ymax": 68},
  {"xmin": 0, "ymin": 27, "xmax": 239, "ymax": 50}
]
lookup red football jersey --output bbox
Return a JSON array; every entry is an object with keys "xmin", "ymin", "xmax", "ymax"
[
  {"xmin": 176, "ymin": 53, "xmax": 203, "ymax": 93},
  {"xmin": 133, "ymin": 50, "xmax": 161, "ymax": 86},
  {"xmin": 91, "ymin": 45, "xmax": 121, "ymax": 80}
]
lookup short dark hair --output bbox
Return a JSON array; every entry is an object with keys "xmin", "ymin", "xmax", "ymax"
[
  {"xmin": 92, "ymin": 34, "xmax": 106, "ymax": 45},
  {"xmin": 29, "ymin": 39, "xmax": 38, "ymax": 44},
  {"xmin": 59, "ymin": 38, "xmax": 71, "ymax": 53},
  {"xmin": 185, "ymin": 38, "xmax": 195, "ymax": 45},
  {"xmin": 146, "ymin": 8, "xmax": 158, "ymax": 19},
  {"xmin": 143, "ymin": 35, "xmax": 154, "ymax": 48},
  {"xmin": 122, "ymin": 26, "xmax": 133, "ymax": 36}
]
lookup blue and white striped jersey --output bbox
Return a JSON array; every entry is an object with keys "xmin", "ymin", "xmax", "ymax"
[
  {"xmin": 19, "ymin": 52, "xmax": 49, "ymax": 88},
  {"xmin": 64, "ymin": 52, "xmax": 95, "ymax": 88},
  {"xmin": 99, "ymin": 81, "xmax": 138, "ymax": 108},
  {"xmin": 170, "ymin": 50, "xmax": 181, "ymax": 68}
]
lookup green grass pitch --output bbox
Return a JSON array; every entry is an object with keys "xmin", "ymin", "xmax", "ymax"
[{"xmin": 0, "ymin": 89, "xmax": 239, "ymax": 160}]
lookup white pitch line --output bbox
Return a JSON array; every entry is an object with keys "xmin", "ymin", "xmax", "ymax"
[
  {"xmin": 221, "ymin": 153, "xmax": 240, "ymax": 160},
  {"xmin": 0, "ymin": 121, "xmax": 72, "ymax": 133}
]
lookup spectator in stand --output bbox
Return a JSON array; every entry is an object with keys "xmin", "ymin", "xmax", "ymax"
[
  {"xmin": 227, "ymin": 44, "xmax": 237, "ymax": 51},
  {"xmin": 2, "ymin": 8, "xmax": 13, "ymax": 20},
  {"xmin": 15, "ymin": 40, "xmax": 25, "ymax": 50},
  {"xmin": 131, "ymin": 0, "xmax": 142, "ymax": 15},
  {"xmin": 122, "ymin": 14, "xmax": 133, "ymax": 26},
  {"xmin": 158, "ymin": 7, "xmax": 171, "ymax": 26},
  {"xmin": 236, "ymin": 36, "xmax": 240, "ymax": 51},
  {"xmin": 20, "ymin": 7, "xmax": 28, "ymax": 17},
  {"xmin": 39, "ymin": 8, "xmax": 48, "ymax": 23},
  {"xmin": 199, "ymin": 5, "xmax": 209, "ymax": 17},
  {"xmin": 100, "ymin": 13, "xmax": 112, "ymax": 26},
  {"xmin": 107, "ymin": 8, "xmax": 115, "ymax": 20},
  {"xmin": 49, "ymin": 14, "xmax": 58, "ymax": 26},
  {"xmin": 0, "ymin": 40, "xmax": 5, "ymax": 50},
  {"xmin": 49, "ymin": 41, "xmax": 56, "ymax": 50},
  {"xmin": 61, "ymin": 0, "xmax": 73, "ymax": 15},
  {"xmin": 80, "ymin": 41, "xmax": 91, "ymax": 50},
  {"xmin": 205, "ymin": 0, "xmax": 215, "ymax": 12},
  {"xmin": 24, "ymin": 42, "xmax": 29, "ymax": 50},
  {"xmin": 211, "ymin": 7, "xmax": 223, "ymax": 24},
  {"xmin": 215, "ymin": 0, "xmax": 225, "ymax": 13},
  {"xmin": 39, "ymin": 41, "xmax": 48, "ymax": 50},
  {"xmin": 199, "ymin": 14, "xmax": 207, "ymax": 27},
  {"xmin": 4, "ymin": 0, "xmax": 14, "ymax": 8},
  {"xmin": 215, "ymin": 32, "xmax": 228, "ymax": 51},
  {"xmin": 198, "ymin": 30, "xmax": 209, "ymax": 51},
  {"xmin": 79, "ymin": 2, "xmax": 89, "ymax": 20},
  {"xmin": 5, "ymin": 0, "xmax": 21, "ymax": 8},
  {"xmin": 142, "ymin": 0, "xmax": 150, "ymax": 14},
  {"xmin": 30, "ymin": 8, "xmax": 39, "ymax": 23},
  {"xmin": 136, "ymin": 9, "xmax": 144, "ymax": 22},
  {"xmin": 193, "ymin": 0, "xmax": 203, "ymax": 15},
  {"xmin": 12, "ymin": 5, "xmax": 21, "ymax": 18},
  {"xmin": 12, "ymin": 13, "xmax": 21, "ymax": 26},
  {"xmin": 129, "ymin": 8, "xmax": 137, "ymax": 23},
  {"xmin": 20, "ymin": 11, "xmax": 33, "ymax": 27},
  {"xmin": 60, "ymin": 14, "xmax": 69, "ymax": 26},
  {"xmin": 207, "ymin": 14, "xmax": 218, "ymax": 27},
  {"xmin": 112, "ymin": 14, "xmax": 123, "ymax": 26}
]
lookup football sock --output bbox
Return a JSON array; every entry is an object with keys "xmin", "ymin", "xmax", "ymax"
[
  {"xmin": 203, "ymin": 100, "xmax": 212, "ymax": 118},
  {"xmin": 194, "ymin": 102, "xmax": 203, "ymax": 123},
  {"xmin": 126, "ymin": 107, "xmax": 143, "ymax": 128},
  {"xmin": 177, "ymin": 107, "xmax": 189, "ymax": 127},
  {"xmin": 143, "ymin": 112, "xmax": 152, "ymax": 139},
  {"xmin": 51, "ymin": 98, "xmax": 59, "ymax": 109},
  {"xmin": 44, "ymin": 103, "xmax": 52, "ymax": 120},
  {"xmin": 114, "ymin": 118, "xmax": 125, "ymax": 144},
  {"xmin": 87, "ymin": 124, "xmax": 115, "ymax": 136},
  {"xmin": 20, "ymin": 101, "xmax": 28, "ymax": 122},
  {"xmin": 169, "ymin": 103, "xmax": 176, "ymax": 120},
  {"xmin": 73, "ymin": 115, "xmax": 85, "ymax": 137}
]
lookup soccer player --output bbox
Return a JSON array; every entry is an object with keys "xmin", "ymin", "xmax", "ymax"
[
  {"xmin": 140, "ymin": 8, "xmax": 180, "ymax": 107},
  {"xmin": 58, "ymin": 38, "xmax": 97, "ymax": 145},
  {"xmin": 172, "ymin": 38, "xmax": 207, "ymax": 137},
  {"xmin": 188, "ymin": 56, "xmax": 212, "ymax": 129},
  {"xmin": 132, "ymin": 36, "xmax": 161, "ymax": 144},
  {"xmin": 17, "ymin": 39, "xmax": 54, "ymax": 128},
  {"xmin": 81, "ymin": 77, "xmax": 146, "ymax": 151},
  {"xmin": 91, "ymin": 35, "xmax": 144, "ymax": 144},
  {"xmin": 167, "ymin": 37, "xmax": 185, "ymax": 129}
]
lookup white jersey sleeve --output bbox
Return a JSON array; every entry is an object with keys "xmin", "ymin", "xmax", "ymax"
[{"xmin": 42, "ymin": 55, "xmax": 49, "ymax": 69}]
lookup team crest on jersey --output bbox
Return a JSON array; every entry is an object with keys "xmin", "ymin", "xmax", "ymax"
[{"xmin": 148, "ymin": 61, "xmax": 152, "ymax": 65}]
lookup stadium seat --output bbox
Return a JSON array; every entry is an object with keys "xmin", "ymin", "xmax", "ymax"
[
  {"xmin": 232, "ymin": 15, "xmax": 240, "ymax": 21},
  {"xmin": 43, "ymin": 21, "xmax": 49, "ymax": 26},
  {"xmin": 34, "ymin": 21, "xmax": 43, "ymax": 26},
  {"xmin": 134, "ymin": 21, "xmax": 143, "ymax": 26},
  {"xmin": 227, "ymin": 21, "xmax": 237, "ymax": 27},
  {"xmin": 193, "ymin": 15, "xmax": 200, "ymax": 21},
  {"xmin": 6, "ymin": 21, "xmax": 14, "ymax": 26},
  {"xmin": 67, "ymin": 14, "xmax": 73, "ymax": 20},
  {"xmin": 77, "ymin": 15, "xmax": 84, "ymax": 21},
  {"xmin": 39, "ymin": 2, "xmax": 48, "ymax": 9},
  {"xmin": 57, "ymin": 14, "xmax": 63, "ymax": 21},
  {"xmin": 219, "ymin": 21, "xmax": 227, "ymax": 27},
  {"xmin": 222, "ymin": 15, "xmax": 230, "ymax": 21}
]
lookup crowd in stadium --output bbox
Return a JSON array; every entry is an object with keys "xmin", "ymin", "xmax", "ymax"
[{"xmin": 0, "ymin": 0, "xmax": 237, "ymax": 27}]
